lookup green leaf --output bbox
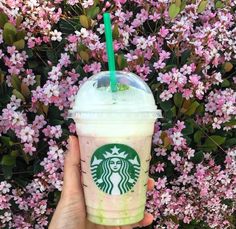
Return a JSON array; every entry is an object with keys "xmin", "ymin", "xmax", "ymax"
[
  {"xmin": 191, "ymin": 151, "xmax": 204, "ymax": 164},
  {"xmin": 11, "ymin": 75, "xmax": 21, "ymax": 91},
  {"xmin": 21, "ymin": 82, "xmax": 30, "ymax": 98},
  {"xmin": 46, "ymin": 50, "xmax": 58, "ymax": 63},
  {"xmin": 181, "ymin": 99, "xmax": 192, "ymax": 113},
  {"xmin": 10, "ymin": 150, "xmax": 19, "ymax": 157},
  {"xmin": 169, "ymin": 4, "xmax": 180, "ymax": 19},
  {"xmin": 113, "ymin": 24, "xmax": 119, "ymax": 39},
  {"xmin": 48, "ymin": 106, "xmax": 61, "ymax": 119},
  {"xmin": 181, "ymin": 49, "xmax": 191, "ymax": 64},
  {"xmin": 42, "ymin": 104, "xmax": 49, "ymax": 114},
  {"xmin": 216, "ymin": 1, "xmax": 224, "ymax": 8},
  {"xmin": 160, "ymin": 100, "xmax": 173, "ymax": 111},
  {"xmin": 197, "ymin": 0, "xmax": 208, "ymax": 13},
  {"xmin": 54, "ymin": 190, "xmax": 61, "ymax": 204},
  {"xmin": 222, "ymin": 199, "xmax": 233, "ymax": 207},
  {"xmin": 169, "ymin": 215, "xmax": 179, "ymax": 224},
  {"xmin": 0, "ymin": 136, "xmax": 13, "ymax": 146},
  {"xmin": 224, "ymin": 62, "xmax": 233, "ymax": 72},
  {"xmin": 77, "ymin": 43, "xmax": 88, "ymax": 52},
  {"xmin": 86, "ymin": 6, "xmax": 100, "ymax": 19},
  {"xmin": 28, "ymin": 60, "xmax": 39, "ymax": 69},
  {"xmin": 22, "ymin": 152, "xmax": 30, "ymax": 164},
  {"xmin": 185, "ymin": 101, "xmax": 200, "ymax": 116},
  {"xmin": 194, "ymin": 130, "xmax": 203, "ymax": 143},
  {"xmin": 33, "ymin": 162, "xmax": 43, "ymax": 173},
  {"xmin": 1, "ymin": 165, "xmax": 13, "ymax": 179},
  {"xmin": 13, "ymin": 89, "xmax": 25, "ymax": 102},
  {"xmin": 74, "ymin": 64, "xmax": 85, "ymax": 75},
  {"xmin": 180, "ymin": 0, "xmax": 187, "ymax": 11},
  {"xmin": 79, "ymin": 15, "xmax": 91, "ymax": 28},
  {"xmin": 50, "ymin": 119, "xmax": 64, "ymax": 125},
  {"xmin": 196, "ymin": 103, "xmax": 205, "ymax": 115},
  {"xmin": 165, "ymin": 162, "xmax": 175, "ymax": 178},
  {"xmin": 16, "ymin": 30, "xmax": 26, "ymax": 40},
  {"xmin": 175, "ymin": 0, "xmax": 182, "ymax": 7},
  {"xmin": 182, "ymin": 120, "xmax": 194, "ymax": 135},
  {"xmin": 0, "ymin": 13, "xmax": 8, "ymax": 28},
  {"xmin": 162, "ymin": 123, "xmax": 173, "ymax": 130},
  {"xmin": 79, "ymin": 50, "xmax": 90, "ymax": 62},
  {"xmin": 185, "ymin": 136, "xmax": 192, "ymax": 144},
  {"xmin": 223, "ymin": 120, "xmax": 236, "ymax": 127},
  {"xmin": 59, "ymin": 18, "xmax": 80, "ymax": 34},
  {"xmin": 174, "ymin": 93, "xmax": 183, "ymax": 108},
  {"xmin": 3, "ymin": 22, "xmax": 17, "ymax": 44},
  {"xmin": 16, "ymin": 15, "xmax": 23, "ymax": 27},
  {"xmin": 1, "ymin": 154, "xmax": 16, "ymax": 166},
  {"xmin": 221, "ymin": 79, "xmax": 230, "ymax": 88},
  {"xmin": 226, "ymin": 138, "xmax": 236, "ymax": 147},
  {"xmin": 35, "ymin": 75, "xmax": 41, "ymax": 87},
  {"xmin": 205, "ymin": 135, "xmax": 226, "ymax": 146},
  {"xmin": 166, "ymin": 109, "xmax": 174, "ymax": 119},
  {"xmin": 13, "ymin": 39, "xmax": 25, "ymax": 50},
  {"xmin": 171, "ymin": 106, "xmax": 177, "ymax": 116},
  {"xmin": 26, "ymin": 48, "xmax": 33, "ymax": 58},
  {"xmin": 116, "ymin": 54, "xmax": 127, "ymax": 70},
  {"xmin": 202, "ymin": 135, "xmax": 226, "ymax": 151},
  {"xmin": 0, "ymin": 71, "xmax": 4, "ymax": 84}
]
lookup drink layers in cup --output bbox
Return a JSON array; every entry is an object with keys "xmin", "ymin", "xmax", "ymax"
[{"xmin": 70, "ymin": 71, "xmax": 162, "ymax": 226}]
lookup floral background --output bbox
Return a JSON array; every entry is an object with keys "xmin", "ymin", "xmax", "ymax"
[{"xmin": 0, "ymin": 0, "xmax": 236, "ymax": 228}]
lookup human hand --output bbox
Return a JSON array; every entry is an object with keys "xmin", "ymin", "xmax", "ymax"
[{"xmin": 49, "ymin": 136, "xmax": 154, "ymax": 229}]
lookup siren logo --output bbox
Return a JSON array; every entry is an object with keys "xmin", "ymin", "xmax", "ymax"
[{"xmin": 90, "ymin": 144, "xmax": 141, "ymax": 195}]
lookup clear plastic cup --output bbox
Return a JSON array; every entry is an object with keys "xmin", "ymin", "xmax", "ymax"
[{"xmin": 69, "ymin": 71, "xmax": 162, "ymax": 226}]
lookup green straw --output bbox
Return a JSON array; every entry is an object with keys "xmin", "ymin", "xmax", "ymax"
[{"xmin": 103, "ymin": 13, "xmax": 117, "ymax": 92}]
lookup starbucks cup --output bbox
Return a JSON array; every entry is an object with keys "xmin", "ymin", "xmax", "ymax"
[{"xmin": 69, "ymin": 71, "xmax": 162, "ymax": 226}]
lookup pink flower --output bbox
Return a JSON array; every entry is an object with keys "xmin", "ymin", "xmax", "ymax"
[
  {"xmin": 81, "ymin": 0, "xmax": 94, "ymax": 8},
  {"xmin": 68, "ymin": 123, "xmax": 76, "ymax": 133},
  {"xmin": 160, "ymin": 90, "xmax": 173, "ymax": 101},
  {"xmin": 154, "ymin": 147, "xmax": 167, "ymax": 156},
  {"xmin": 155, "ymin": 163, "xmax": 165, "ymax": 173},
  {"xmin": 168, "ymin": 151, "xmax": 181, "ymax": 165},
  {"xmin": 171, "ymin": 132, "xmax": 183, "ymax": 146},
  {"xmin": 59, "ymin": 53, "xmax": 71, "ymax": 67},
  {"xmin": 160, "ymin": 190, "xmax": 171, "ymax": 204},
  {"xmin": 0, "ymin": 181, "xmax": 11, "ymax": 194},
  {"xmin": 114, "ymin": 0, "xmax": 127, "ymax": 4},
  {"xmin": 159, "ymin": 27, "xmax": 169, "ymax": 38},
  {"xmin": 23, "ymin": 143, "xmax": 36, "ymax": 155},
  {"xmin": 189, "ymin": 75, "xmax": 200, "ymax": 85},
  {"xmin": 20, "ymin": 126, "xmax": 35, "ymax": 143},
  {"xmin": 28, "ymin": 38, "xmax": 36, "ymax": 48},
  {"xmin": 156, "ymin": 177, "xmax": 167, "ymax": 190},
  {"xmin": 67, "ymin": 34, "xmax": 77, "ymax": 43}
]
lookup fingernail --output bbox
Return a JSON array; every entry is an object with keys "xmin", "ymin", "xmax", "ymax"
[
  {"xmin": 69, "ymin": 135, "xmax": 72, "ymax": 141},
  {"xmin": 68, "ymin": 136, "xmax": 73, "ymax": 148}
]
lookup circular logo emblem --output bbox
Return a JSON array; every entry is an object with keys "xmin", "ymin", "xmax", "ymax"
[{"xmin": 90, "ymin": 144, "xmax": 141, "ymax": 195}]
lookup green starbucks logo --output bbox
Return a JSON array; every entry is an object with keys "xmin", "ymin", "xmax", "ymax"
[{"xmin": 91, "ymin": 144, "xmax": 140, "ymax": 195}]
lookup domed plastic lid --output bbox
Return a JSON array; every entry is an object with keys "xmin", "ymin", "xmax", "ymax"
[{"xmin": 70, "ymin": 71, "xmax": 162, "ymax": 120}]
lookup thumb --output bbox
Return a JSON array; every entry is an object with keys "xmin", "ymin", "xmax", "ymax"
[{"xmin": 61, "ymin": 135, "xmax": 83, "ymax": 198}]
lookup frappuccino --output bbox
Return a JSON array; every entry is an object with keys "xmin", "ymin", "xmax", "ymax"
[{"xmin": 70, "ymin": 71, "xmax": 161, "ymax": 226}]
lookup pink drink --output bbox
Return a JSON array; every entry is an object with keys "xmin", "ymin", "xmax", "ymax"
[{"xmin": 70, "ymin": 71, "xmax": 161, "ymax": 226}]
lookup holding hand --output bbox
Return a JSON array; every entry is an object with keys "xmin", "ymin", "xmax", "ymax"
[{"xmin": 49, "ymin": 136, "xmax": 154, "ymax": 229}]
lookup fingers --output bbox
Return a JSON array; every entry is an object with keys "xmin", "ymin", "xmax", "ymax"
[
  {"xmin": 130, "ymin": 178, "xmax": 154, "ymax": 228},
  {"xmin": 99, "ymin": 178, "xmax": 155, "ymax": 229},
  {"xmin": 132, "ymin": 212, "xmax": 154, "ymax": 228},
  {"xmin": 61, "ymin": 135, "xmax": 82, "ymax": 198},
  {"xmin": 147, "ymin": 178, "xmax": 155, "ymax": 191},
  {"xmin": 121, "ymin": 225, "xmax": 132, "ymax": 229}
]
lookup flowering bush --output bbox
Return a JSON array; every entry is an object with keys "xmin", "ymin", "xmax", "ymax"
[{"xmin": 0, "ymin": 0, "xmax": 236, "ymax": 228}]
